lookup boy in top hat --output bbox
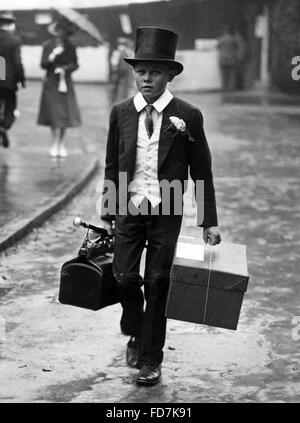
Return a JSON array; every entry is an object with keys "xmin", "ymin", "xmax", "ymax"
[
  {"xmin": 0, "ymin": 11, "xmax": 25, "ymax": 148},
  {"xmin": 99, "ymin": 27, "xmax": 221, "ymax": 386}
]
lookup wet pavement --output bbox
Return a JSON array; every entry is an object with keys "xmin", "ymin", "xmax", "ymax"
[
  {"xmin": 0, "ymin": 83, "xmax": 299, "ymax": 403},
  {"xmin": 0, "ymin": 81, "xmax": 110, "ymax": 251},
  {"xmin": 220, "ymin": 87, "xmax": 300, "ymax": 106}
]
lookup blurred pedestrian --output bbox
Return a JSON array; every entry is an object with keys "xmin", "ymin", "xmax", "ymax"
[
  {"xmin": 37, "ymin": 20, "xmax": 81, "ymax": 158},
  {"xmin": 0, "ymin": 11, "xmax": 25, "ymax": 148},
  {"xmin": 234, "ymin": 30, "xmax": 247, "ymax": 90},
  {"xmin": 217, "ymin": 26, "xmax": 237, "ymax": 92},
  {"xmin": 110, "ymin": 37, "xmax": 134, "ymax": 103}
]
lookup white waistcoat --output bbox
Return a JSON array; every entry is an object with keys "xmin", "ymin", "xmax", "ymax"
[{"xmin": 129, "ymin": 110, "xmax": 163, "ymax": 208}]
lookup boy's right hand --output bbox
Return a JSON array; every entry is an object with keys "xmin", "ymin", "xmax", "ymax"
[
  {"xmin": 99, "ymin": 219, "xmax": 113, "ymax": 235},
  {"xmin": 89, "ymin": 220, "xmax": 113, "ymax": 239}
]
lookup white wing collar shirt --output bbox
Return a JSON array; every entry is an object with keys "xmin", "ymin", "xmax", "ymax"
[{"xmin": 129, "ymin": 89, "xmax": 173, "ymax": 208}]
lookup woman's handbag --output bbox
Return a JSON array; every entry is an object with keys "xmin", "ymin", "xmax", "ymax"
[{"xmin": 59, "ymin": 218, "xmax": 119, "ymax": 311}]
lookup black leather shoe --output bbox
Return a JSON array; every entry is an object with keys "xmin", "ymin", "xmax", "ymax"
[
  {"xmin": 136, "ymin": 364, "xmax": 161, "ymax": 386},
  {"xmin": 126, "ymin": 336, "xmax": 140, "ymax": 368}
]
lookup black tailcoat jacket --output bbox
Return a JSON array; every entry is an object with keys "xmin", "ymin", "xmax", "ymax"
[
  {"xmin": 0, "ymin": 29, "xmax": 25, "ymax": 90},
  {"xmin": 101, "ymin": 95, "xmax": 218, "ymax": 228}
]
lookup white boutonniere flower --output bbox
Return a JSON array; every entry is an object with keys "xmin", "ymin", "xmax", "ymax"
[
  {"xmin": 169, "ymin": 116, "xmax": 186, "ymax": 132},
  {"xmin": 168, "ymin": 116, "xmax": 195, "ymax": 142}
]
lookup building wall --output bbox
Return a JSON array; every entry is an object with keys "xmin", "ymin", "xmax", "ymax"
[
  {"xmin": 22, "ymin": 44, "xmax": 222, "ymax": 90},
  {"xmin": 172, "ymin": 43, "xmax": 222, "ymax": 91},
  {"xmin": 14, "ymin": 1, "xmax": 245, "ymax": 48},
  {"xmin": 22, "ymin": 45, "xmax": 110, "ymax": 82}
]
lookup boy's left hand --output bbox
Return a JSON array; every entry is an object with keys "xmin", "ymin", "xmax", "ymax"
[{"xmin": 203, "ymin": 226, "xmax": 221, "ymax": 245}]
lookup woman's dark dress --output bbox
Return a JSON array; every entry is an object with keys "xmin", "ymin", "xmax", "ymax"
[{"xmin": 37, "ymin": 39, "xmax": 81, "ymax": 128}]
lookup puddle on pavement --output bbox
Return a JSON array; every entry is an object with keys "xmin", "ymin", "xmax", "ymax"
[
  {"xmin": 35, "ymin": 372, "xmax": 108, "ymax": 403},
  {"xmin": 0, "ymin": 287, "xmax": 13, "ymax": 298}
]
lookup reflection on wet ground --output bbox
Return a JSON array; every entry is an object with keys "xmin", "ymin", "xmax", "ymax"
[
  {"xmin": 0, "ymin": 82, "xmax": 111, "ymax": 249},
  {"xmin": 221, "ymin": 92, "xmax": 300, "ymax": 106}
]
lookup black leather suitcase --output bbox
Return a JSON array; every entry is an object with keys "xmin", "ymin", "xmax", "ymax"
[
  {"xmin": 59, "ymin": 254, "xmax": 119, "ymax": 311},
  {"xmin": 59, "ymin": 219, "xmax": 119, "ymax": 311}
]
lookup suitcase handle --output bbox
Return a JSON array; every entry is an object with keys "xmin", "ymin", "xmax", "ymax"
[
  {"xmin": 73, "ymin": 217, "xmax": 114, "ymax": 258},
  {"xmin": 73, "ymin": 217, "xmax": 108, "ymax": 237}
]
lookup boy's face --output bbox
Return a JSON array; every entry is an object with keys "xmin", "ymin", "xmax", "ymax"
[{"xmin": 134, "ymin": 62, "xmax": 175, "ymax": 103}]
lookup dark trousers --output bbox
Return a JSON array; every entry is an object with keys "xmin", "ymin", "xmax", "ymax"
[
  {"xmin": 220, "ymin": 65, "xmax": 236, "ymax": 92},
  {"xmin": 0, "ymin": 88, "xmax": 16, "ymax": 130},
  {"xmin": 113, "ymin": 198, "xmax": 182, "ymax": 365},
  {"xmin": 235, "ymin": 60, "xmax": 246, "ymax": 90}
]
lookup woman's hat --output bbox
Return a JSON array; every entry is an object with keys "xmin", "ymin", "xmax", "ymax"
[
  {"xmin": 124, "ymin": 27, "xmax": 183, "ymax": 75},
  {"xmin": 0, "ymin": 11, "xmax": 16, "ymax": 23},
  {"xmin": 47, "ymin": 20, "xmax": 76, "ymax": 37}
]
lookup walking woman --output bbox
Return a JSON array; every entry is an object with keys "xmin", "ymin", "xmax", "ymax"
[{"xmin": 37, "ymin": 20, "xmax": 81, "ymax": 158}]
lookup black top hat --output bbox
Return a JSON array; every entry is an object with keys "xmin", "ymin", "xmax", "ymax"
[
  {"xmin": 124, "ymin": 27, "xmax": 183, "ymax": 75},
  {"xmin": 0, "ymin": 11, "xmax": 16, "ymax": 23}
]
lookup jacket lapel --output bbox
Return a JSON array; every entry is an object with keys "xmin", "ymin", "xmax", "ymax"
[
  {"xmin": 120, "ymin": 97, "xmax": 183, "ymax": 178},
  {"xmin": 121, "ymin": 99, "xmax": 139, "ymax": 180},
  {"xmin": 158, "ymin": 98, "xmax": 181, "ymax": 171}
]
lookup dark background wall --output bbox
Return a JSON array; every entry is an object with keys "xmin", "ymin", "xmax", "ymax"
[
  {"xmin": 10, "ymin": 0, "xmax": 300, "ymax": 93},
  {"xmin": 13, "ymin": 0, "xmax": 251, "ymax": 48}
]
